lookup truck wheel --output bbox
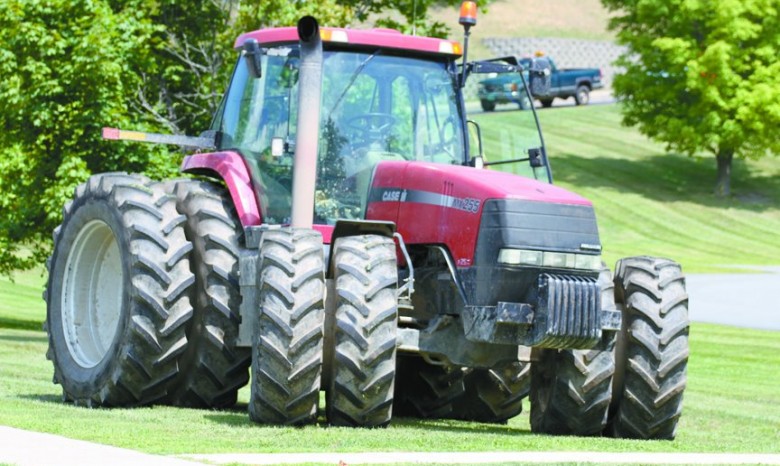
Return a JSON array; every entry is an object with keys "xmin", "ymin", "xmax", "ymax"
[
  {"xmin": 452, "ymin": 362, "xmax": 530, "ymax": 423},
  {"xmin": 480, "ymin": 100, "xmax": 496, "ymax": 112},
  {"xmin": 540, "ymin": 98, "xmax": 554, "ymax": 108},
  {"xmin": 249, "ymin": 228, "xmax": 325, "ymax": 425},
  {"xmin": 45, "ymin": 173, "xmax": 194, "ymax": 406},
  {"xmin": 327, "ymin": 234, "xmax": 398, "ymax": 427},
  {"xmin": 393, "ymin": 356, "xmax": 466, "ymax": 419},
  {"xmin": 574, "ymin": 85, "xmax": 590, "ymax": 105},
  {"xmin": 608, "ymin": 256, "xmax": 689, "ymax": 440},
  {"xmin": 161, "ymin": 180, "xmax": 250, "ymax": 409},
  {"xmin": 529, "ymin": 267, "xmax": 616, "ymax": 435}
]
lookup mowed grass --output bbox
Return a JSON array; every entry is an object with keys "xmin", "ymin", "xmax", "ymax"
[
  {"xmin": 471, "ymin": 103, "xmax": 780, "ymax": 272},
  {"xmin": 1, "ymin": 321, "xmax": 778, "ymax": 455},
  {"xmin": 1, "ymin": 258, "xmax": 779, "ymax": 455}
]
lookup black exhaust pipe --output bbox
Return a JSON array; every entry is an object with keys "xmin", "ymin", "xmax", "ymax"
[{"xmin": 291, "ymin": 16, "xmax": 323, "ymax": 228}]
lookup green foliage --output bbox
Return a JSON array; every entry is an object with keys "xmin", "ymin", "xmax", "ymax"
[
  {"xmin": 0, "ymin": 0, "xmax": 176, "ymax": 275},
  {"xmin": 601, "ymin": 0, "xmax": 780, "ymax": 195}
]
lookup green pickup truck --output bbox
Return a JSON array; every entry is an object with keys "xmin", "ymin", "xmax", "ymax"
[{"xmin": 477, "ymin": 57, "xmax": 603, "ymax": 111}]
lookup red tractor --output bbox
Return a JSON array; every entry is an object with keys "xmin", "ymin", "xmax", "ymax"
[{"xmin": 44, "ymin": 4, "xmax": 689, "ymax": 439}]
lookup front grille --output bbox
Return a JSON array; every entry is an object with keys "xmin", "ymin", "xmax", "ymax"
[{"xmin": 533, "ymin": 273, "xmax": 602, "ymax": 348}]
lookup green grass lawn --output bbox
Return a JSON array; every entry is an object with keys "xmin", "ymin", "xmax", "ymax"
[
  {"xmin": 1, "ymin": 323, "xmax": 778, "ymax": 455},
  {"xmin": 471, "ymin": 104, "xmax": 780, "ymax": 272}
]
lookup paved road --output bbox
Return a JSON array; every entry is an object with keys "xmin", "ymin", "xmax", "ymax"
[
  {"xmin": 466, "ymin": 88, "xmax": 615, "ymax": 113},
  {"xmin": 687, "ymin": 267, "xmax": 780, "ymax": 331},
  {"xmin": 0, "ymin": 426, "xmax": 206, "ymax": 466}
]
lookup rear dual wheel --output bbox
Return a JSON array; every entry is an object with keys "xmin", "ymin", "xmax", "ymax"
[
  {"xmin": 394, "ymin": 358, "xmax": 529, "ymax": 424},
  {"xmin": 161, "ymin": 180, "xmax": 250, "ymax": 409},
  {"xmin": 45, "ymin": 173, "xmax": 195, "ymax": 406}
]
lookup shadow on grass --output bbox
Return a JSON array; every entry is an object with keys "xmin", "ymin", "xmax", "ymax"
[
  {"xmin": 551, "ymin": 152, "xmax": 780, "ymax": 212},
  {"xmin": 18, "ymin": 393, "xmax": 62, "ymax": 404},
  {"xmin": 0, "ymin": 331, "xmax": 47, "ymax": 342},
  {"xmin": 390, "ymin": 416, "xmax": 531, "ymax": 436},
  {"xmin": 204, "ymin": 411, "xmax": 531, "ymax": 436},
  {"xmin": 0, "ymin": 317, "xmax": 44, "ymax": 332}
]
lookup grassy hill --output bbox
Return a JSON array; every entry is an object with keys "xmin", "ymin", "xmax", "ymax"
[
  {"xmin": 471, "ymin": 104, "xmax": 780, "ymax": 273},
  {"xmin": 433, "ymin": 0, "xmax": 614, "ymax": 41}
]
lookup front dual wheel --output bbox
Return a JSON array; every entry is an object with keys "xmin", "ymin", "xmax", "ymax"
[
  {"xmin": 327, "ymin": 235, "xmax": 399, "ymax": 427},
  {"xmin": 529, "ymin": 259, "xmax": 689, "ymax": 440},
  {"xmin": 249, "ymin": 232, "xmax": 399, "ymax": 428}
]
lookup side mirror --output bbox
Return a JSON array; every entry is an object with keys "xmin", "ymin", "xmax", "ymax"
[
  {"xmin": 466, "ymin": 120, "xmax": 484, "ymax": 167},
  {"xmin": 529, "ymin": 57, "xmax": 552, "ymax": 97},
  {"xmin": 528, "ymin": 147, "xmax": 546, "ymax": 168},
  {"xmin": 243, "ymin": 39, "xmax": 263, "ymax": 79}
]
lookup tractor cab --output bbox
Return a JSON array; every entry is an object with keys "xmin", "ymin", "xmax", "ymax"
[
  {"xmin": 210, "ymin": 27, "xmax": 550, "ymax": 226},
  {"xmin": 212, "ymin": 32, "xmax": 465, "ymax": 225}
]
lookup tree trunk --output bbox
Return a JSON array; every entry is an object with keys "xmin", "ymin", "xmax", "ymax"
[{"xmin": 715, "ymin": 148, "xmax": 734, "ymax": 197}]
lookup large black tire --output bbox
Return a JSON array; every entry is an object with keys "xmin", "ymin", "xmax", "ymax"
[
  {"xmin": 327, "ymin": 234, "xmax": 398, "ymax": 427},
  {"xmin": 530, "ymin": 267, "xmax": 616, "ymax": 435},
  {"xmin": 609, "ymin": 256, "xmax": 689, "ymax": 440},
  {"xmin": 161, "ymin": 180, "xmax": 250, "ymax": 409},
  {"xmin": 45, "ymin": 173, "xmax": 194, "ymax": 406},
  {"xmin": 455, "ymin": 362, "xmax": 530, "ymax": 423},
  {"xmin": 394, "ymin": 358, "xmax": 528, "ymax": 424},
  {"xmin": 393, "ymin": 356, "xmax": 466, "ymax": 419},
  {"xmin": 480, "ymin": 100, "xmax": 496, "ymax": 112},
  {"xmin": 249, "ymin": 228, "xmax": 325, "ymax": 425},
  {"xmin": 540, "ymin": 98, "xmax": 554, "ymax": 108},
  {"xmin": 574, "ymin": 85, "xmax": 591, "ymax": 105}
]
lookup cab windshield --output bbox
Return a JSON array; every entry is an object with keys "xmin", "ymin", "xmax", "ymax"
[{"xmin": 215, "ymin": 46, "xmax": 464, "ymax": 224}]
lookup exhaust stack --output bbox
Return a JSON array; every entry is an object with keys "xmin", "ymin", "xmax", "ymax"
[{"xmin": 290, "ymin": 16, "xmax": 323, "ymax": 229}]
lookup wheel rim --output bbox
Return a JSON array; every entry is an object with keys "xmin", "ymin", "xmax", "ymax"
[{"xmin": 61, "ymin": 220, "xmax": 124, "ymax": 368}]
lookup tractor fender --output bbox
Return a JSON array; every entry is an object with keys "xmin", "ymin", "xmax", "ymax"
[
  {"xmin": 181, "ymin": 151, "xmax": 262, "ymax": 226},
  {"xmin": 326, "ymin": 219, "xmax": 396, "ymax": 279}
]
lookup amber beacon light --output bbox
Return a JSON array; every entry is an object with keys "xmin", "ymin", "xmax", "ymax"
[{"xmin": 459, "ymin": 1, "xmax": 477, "ymax": 28}]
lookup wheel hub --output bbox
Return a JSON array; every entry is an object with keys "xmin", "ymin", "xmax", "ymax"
[{"xmin": 61, "ymin": 220, "xmax": 124, "ymax": 368}]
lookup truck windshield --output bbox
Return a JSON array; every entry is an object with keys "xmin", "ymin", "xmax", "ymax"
[{"xmin": 214, "ymin": 46, "xmax": 464, "ymax": 225}]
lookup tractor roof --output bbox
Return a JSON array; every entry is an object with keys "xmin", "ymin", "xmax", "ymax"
[{"xmin": 235, "ymin": 27, "xmax": 463, "ymax": 58}]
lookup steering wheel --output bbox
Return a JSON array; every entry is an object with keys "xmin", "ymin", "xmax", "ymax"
[
  {"xmin": 346, "ymin": 113, "xmax": 397, "ymax": 144},
  {"xmin": 424, "ymin": 115, "xmax": 459, "ymax": 162}
]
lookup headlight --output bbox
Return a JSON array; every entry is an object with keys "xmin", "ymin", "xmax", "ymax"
[{"xmin": 498, "ymin": 248, "xmax": 602, "ymax": 271}]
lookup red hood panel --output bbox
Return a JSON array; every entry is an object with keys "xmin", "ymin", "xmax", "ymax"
[{"xmin": 366, "ymin": 161, "xmax": 592, "ymax": 266}]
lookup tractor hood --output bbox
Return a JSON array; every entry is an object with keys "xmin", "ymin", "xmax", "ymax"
[{"xmin": 366, "ymin": 161, "xmax": 600, "ymax": 268}]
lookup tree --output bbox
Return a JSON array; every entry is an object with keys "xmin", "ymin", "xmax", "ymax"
[
  {"xmin": 601, "ymin": 0, "xmax": 780, "ymax": 196},
  {"xmin": 0, "ymin": 0, "xmax": 483, "ymax": 276},
  {"xmin": 0, "ymin": 0, "xmax": 176, "ymax": 276}
]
